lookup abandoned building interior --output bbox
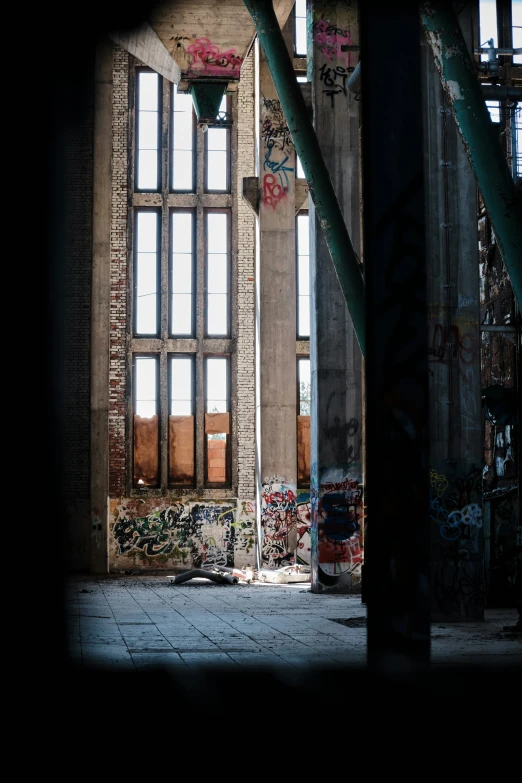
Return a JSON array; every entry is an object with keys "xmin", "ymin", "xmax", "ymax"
[{"xmin": 39, "ymin": 0, "xmax": 522, "ymax": 685}]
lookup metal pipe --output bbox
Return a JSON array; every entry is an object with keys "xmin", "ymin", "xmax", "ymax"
[
  {"xmin": 420, "ymin": 1, "xmax": 522, "ymax": 313},
  {"xmin": 481, "ymin": 85, "xmax": 522, "ymax": 101},
  {"xmin": 242, "ymin": 0, "xmax": 366, "ymax": 356}
]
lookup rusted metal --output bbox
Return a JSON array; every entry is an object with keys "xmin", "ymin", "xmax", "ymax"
[{"xmin": 420, "ymin": 0, "xmax": 522, "ymax": 312}]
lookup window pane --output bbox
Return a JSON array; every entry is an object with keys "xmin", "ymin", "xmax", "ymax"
[
  {"xmin": 298, "ymin": 256, "xmax": 310, "ymax": 296},
  {"xmin": 171, "ymin": 293, "xmax": 192, "ymax": 335},
  {"xmin": 172, "ymin": 151, "xmax": 193, "ymax": 191},
  {"xmin": 207, "ymin": 151, "xmax": 227, "ymax": 190},
  {"xmin": 171, "ymin": 212, "xmax": 193, "ymax": 335},
  {"xmin": 137, "ymin": 211, "xmax": 157, "ymax": 251},
  {"xmin": 207, "ymin": 294, "xmax": 228, "ymax": 335},
  {"xmin": 479, "ymin": 0, "xmax": 498, "ymax": 59},
  {"xmin": 299, "ymin": 358, "xmax": 311, "ymax": 416},
  {"xmin": 172, "ymin": 255, "xmax": 192, "ymax": 292},
  {"xmin": 207, "ymin": 127, "xmax": 227, "ymax": 151},
  {"xmin": 138, "ymin": 111, "xmax": 158, "ymax": 149},
  {"xmin": 298, "ymin": 297, "xmax": 310, "ymax": 339},
  {"xmin": 295, "ymin": 0, "xmax": 307, "ymax": 56},
  {"xmin": 137, "ymin": 253, "xmax": 157, "ymax": 296},
  {"xmin": 137, "ymin": 150, "xmax": 158, "ymax": 190},
  {"xmin": 137, "ymin": 73, "xmax": 159, "ymax": 190},
  {"xmin": 513, "ymin": 1, "xmax": 521, "ymax": 64},
  {"xmin": 297, "ymin": 213, "xmax": 309, "ymax": 254},
  {"xmin": 207, "ymin": 213, "xmax": 227, "ymax": 252},
  {"xmin": 139, "ymin": 73, "xmax": 158, "ymax": 111},
  {"xmin": 172, "ymin": 84, "xmax": 194, "ymax": 190},
  {"xmin": 297, "ymin": 213, "xmax": 310, "ymax": 338},
  {"xmin": 296, "ymin": 154, "xmax": 305, "ymax": 179},
  {"xmin": 208, "ymin": 254, "xmax": 228, "ymax": 293},
  {"xmin": 137, "ymin": 293, "xmax": 157, "ymax": 335},
  {"xmin": 207, "ymin": 358, "xmax": 227, "ymax": 413},
  {"xmin": 486, "ymin": 100, "xmax": 500, "ymax": 123},
  {"xmin": 172, "ymin": 212, "xmax": 192, "ymax": 253},
  {"xmin": 170, "ymin": 357, "xmax": 192, "ymax": 414},
  {"xmin": 135, "ymin": 357, "xmax": 157, "ymax": 416},
  {"xmin": 136, "ymin": 212, "xmax": 158, "ymax": 335}
]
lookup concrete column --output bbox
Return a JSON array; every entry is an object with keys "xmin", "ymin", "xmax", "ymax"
[
  {"xmin": 309, "ymin": 0, "xmax": 364, "ymax": 593},
  {"xmin": 361, "ymin": 1, "xmax": 430, "ymax": 670},
  {"xmin": 257, "ymin": 35, "xmax": 298, "ymax": 569},
  {"xmin": 90, "ymin": 40, "xmax": 112, "ymax": 573},
  {"xmin": 422, "ymin": 7, "xmax": 484, "ymax": 620}
]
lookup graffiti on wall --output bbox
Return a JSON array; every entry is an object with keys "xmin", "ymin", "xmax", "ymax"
[
  {"xmin": 428, "ymin": 322, "xmax": 478, "ymax": 366},
  {"xmin": 312, "ymin": 12, "xmax": 357, "ymax": 107},
  {"xmin": 316, "ymin": 475, "xmax": 363, "ymax": 583},
  {"xmin": 313, "ymin": 17, "xmax": 354, "ymax": 67},
  {"xmin": 429, "ymin": 467, "xmax": 482, "ymax": 541},
  {"xmin": 111, "ymin": 498, "xmax": 242, "ymax": 568},
  {"xmin": 173, "ymin": 36, "xmax": 243, "ymax": 78},
  {"xmin": 261, "ymin": 98, "xmax": 294, "ymax": 210},
  {"xmin": 296, "ymin": 491, "xmax": 312, "ymax": 566},
  {"xmin": 261, "ymin": 477, "xmax": 297, "ymax": 568},
  {"xmin": 231, "ymin": 500, "xmax": 257, "ymax": 568}
]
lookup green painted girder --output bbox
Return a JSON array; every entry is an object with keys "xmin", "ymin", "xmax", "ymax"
[
  {"xmin": 421, "ymin": 0, "xmax": 522, "ymax": 312},
  {"xmin": 243, "ymin": 0, "xmax": 366, "ymax": 357}
]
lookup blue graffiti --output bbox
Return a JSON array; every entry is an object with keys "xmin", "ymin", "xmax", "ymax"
[{"xmin": 263, "ymin": 141, "xmax": 294, "ymax": 190}]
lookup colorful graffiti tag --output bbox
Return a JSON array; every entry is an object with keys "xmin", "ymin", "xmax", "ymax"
[
  {"xmin": 112, "ymin": 500, "xmax": 238, "ymax": 568},
  {"xmin": 317, "ymin": 476, "xmax": 363, "ymax": 583},
  {"xmin": 184, "ymin": 37, "xmax": 243, "ymax": 77},
  {"xmin": 261, "ymin": 477, "xmax": 298, "ymax": 568}
]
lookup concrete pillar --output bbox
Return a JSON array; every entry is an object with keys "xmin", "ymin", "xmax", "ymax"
[
  {"xmin": 309, "ymin": 0, "xmax": 364, "ymax": 593},
  {"xmin": 422, "ymin": 7, "xmax": 484, "ymax": 620},
  {"xmin": 90, "ymin": 40, "xmax": 112, "ymax": 573},
  {"xmin": 361, "ymin": 1, "xmax": 430, "ymax": 670},
  {"xmin": 256, "ymin": 33, "xmax": 298, "ymax": 569}
]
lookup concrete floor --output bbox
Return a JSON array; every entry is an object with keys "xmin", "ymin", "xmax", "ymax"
[{"xmin": 66, "ymin": 574, "xmax": 522, "ymax": 671}]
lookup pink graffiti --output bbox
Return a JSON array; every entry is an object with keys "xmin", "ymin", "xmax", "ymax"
[
  {"xmin": 262, "ymin": 173, "xmax": 287, "ymax": 209},
  {"xmin": 186, "ymin": 38, "xmax": 243, "ymax": 77},
  {"xmin": 313, "ymin": 18, "xmax": 353, "ymax": 67}
]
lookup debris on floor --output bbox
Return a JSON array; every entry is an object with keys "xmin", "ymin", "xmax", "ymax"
[
  {"xmin": 257, "ymin": 564, "xmax": 311, "ymax": 584},
  {"xmin": 167, "ymin": 568, "xmax": 238, "ymax": 585}
]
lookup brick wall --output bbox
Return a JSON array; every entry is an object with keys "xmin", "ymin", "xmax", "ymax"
[
  {"xmin": 236, "ymin": 49, "xmax": 257, "ymax": 499},
  {"xmin": 109, "ymin": 45, "xmax": 129, "ymax": 497}
]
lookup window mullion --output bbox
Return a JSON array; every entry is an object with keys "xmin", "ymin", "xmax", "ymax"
[
  {"xmin": 159, "ymin": 347, "xmax": 169, "ymax": 490},
  {"xmin": 195, "ymin": 350, "xmax": 205, "ymax": 490}
]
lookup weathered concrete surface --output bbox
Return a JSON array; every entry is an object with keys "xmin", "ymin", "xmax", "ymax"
[
  {"xmin": 256, "ymin": 27, "xmax": 298, "ymax": 569},
  {"xmin": 90, "ymin": 41, "xmax": 113, "ymax": 574},
  {"xmin": 309, "ymin": 0, "xmax": 363, "ymax": 594},
  {"xmin": 110, "ymin": 22, "xmax": 181, "ymax": 83},
  {"xmin": 66, "ymin": 574, "xmax": 522, "ymax": 670},
  {"xmin": 422, "ymin": 8, "xmax": 484, "ymax": 621}
]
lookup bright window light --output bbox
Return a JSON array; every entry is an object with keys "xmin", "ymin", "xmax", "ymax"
[
  {"xmin": 171, "ymin": 211, "xmax": 193, "ymax": 335},
  {"xmin": 135, "ymin": 357, "xmax": 157, "ymax": 417},
  {"xmin": 137, "ymin": 72, "xmax": 159, "ymax": 190},
  {"xmin": 297, "ymin": 213, "xmax": 310, "ymax": 338}
]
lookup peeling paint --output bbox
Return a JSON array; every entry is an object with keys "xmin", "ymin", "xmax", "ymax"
[{"xmin": 446, "ymin": 80, "xmax": 464, "ymax": 101}]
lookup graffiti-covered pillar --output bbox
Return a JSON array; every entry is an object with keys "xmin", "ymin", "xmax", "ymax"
[
  {"xmin": 256, "ymin": 33, "xmax": 298, "ymax": 568},
  {"xmin": 308, "ymin": 0, "xmax": 364, "ymax": 593},
  {"xmin": 422, "ymin": 6, "xmax": 484, "ymax": 620}
]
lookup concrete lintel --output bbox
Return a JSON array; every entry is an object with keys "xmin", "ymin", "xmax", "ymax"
[
  {"xmin": 295, "ymin": 179, "xmax": 309, "ymax": 213},
  {"xmin": 242, "ymin": 176, "xmax": 260, "ymax": 216},
  {"xmin": 110, "ymin": 22, "xmax": 181, "ymax": 84}
]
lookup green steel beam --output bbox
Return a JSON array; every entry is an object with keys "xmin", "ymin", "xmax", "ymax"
[
  {"xmin": 243, "ymin": 0, "xmax": 366, "ymax": 357},
  {"xmin": 421, "ymin": 0, "xmax": 522, "ymax": 311}
]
